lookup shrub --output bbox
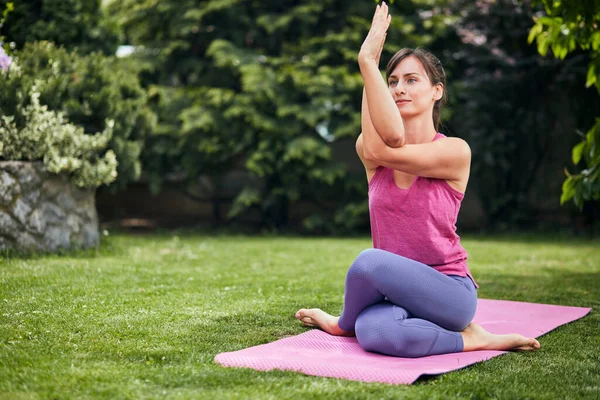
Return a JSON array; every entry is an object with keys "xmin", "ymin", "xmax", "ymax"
[
  {"xmin": 0, "ymin": 83, "xmax": 117, "ymax": 188},
  {"xmin": 0, "ymin": 41, "xmax": 155, "ymax": 189}
]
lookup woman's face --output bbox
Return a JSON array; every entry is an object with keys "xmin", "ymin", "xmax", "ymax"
[{"xmin": 387, "ymin": 56, "xmax": 442, "ymax": 119}]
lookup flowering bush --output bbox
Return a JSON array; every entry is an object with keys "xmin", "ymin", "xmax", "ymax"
[
  {"xmin": 0, "ymin": 46, "xmax": 11, "ymax": 71},
  {"xmin": 0, "ymin": 64, "xmax": 118, "ymax": 188},
  {"xmin": 0, "ymin": 42, "xmax": 155, "ymax": 189}
]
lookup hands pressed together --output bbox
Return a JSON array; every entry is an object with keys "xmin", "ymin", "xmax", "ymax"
[{"xmin": 359, "ymin": 1, "xmax": 392, "ymax": 67}]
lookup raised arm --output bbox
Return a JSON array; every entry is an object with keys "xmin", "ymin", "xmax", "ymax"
[
  {"xmin": 358, "ymin": 44, "xmax": 402, "ymax": 175},
  {"xmin": 356, "ymin": 3, "xmax": 404, "ymax": 178},
  {"xmin": 358, "ymin": 2, "xmax": 405, "ymax": 152}
]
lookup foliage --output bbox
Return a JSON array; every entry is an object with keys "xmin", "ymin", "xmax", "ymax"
[
  {"xmin": 528, "ymin": 0, "xmax": 600, "ymax": 209},
  {"xmin": 0, "ymin": 1, "xmax": 13, "ymax": 47},
  {"xmin": 432, "ymin": 0, "xmax": 599, "ymax": 228},
  {"xmin": 108, "ymin": 0, "xmax": 444, "ymax": 231},
  {"xmin": 0, "ymin": 86, "xmax": 117, "ymax": 188},
  {"xmin": 0, "ymin": 42, "xmax": 156, "ymax": 189},
  {"xmin": 0, "ymin": 0, "xmax": 120, "ymax": 55},
  {"xmin": 561, "ymin": 120, "xmax": 600, "ymax": 208}
]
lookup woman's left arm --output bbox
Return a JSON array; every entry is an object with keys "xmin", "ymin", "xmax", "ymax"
[
  {"xmin": 363, "ymin": 137, "xmax": 471, "ymax": 182},
  {"xmin": 359, "ymin": 57, "xmax": 405, "ymax": 150},
  {"xmin": 358, "ymin": 3, "xmax": 404, "ymax": 150}
]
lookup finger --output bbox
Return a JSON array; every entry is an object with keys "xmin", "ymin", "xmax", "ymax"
[
  {"xmin": 372, "ymin": 4, "xmax": 380, "ymax": 24},
  {"xmin": 382, "ymin": 5, "xmax": 390, "ymax": 27}
]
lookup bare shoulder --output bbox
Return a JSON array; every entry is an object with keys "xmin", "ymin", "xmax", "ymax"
[
  {"xmin": 356, "ymin": 134, "xmax": 379, "ymax": 182},
  {"xmin": 435, "ymin": 137, "xmax": 471, "ymax": 158},
  {"xmin": 437, "ymin": 137, "xmax": 471, "ymax": 193}
]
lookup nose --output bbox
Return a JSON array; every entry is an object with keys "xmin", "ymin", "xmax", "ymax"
[{"xmin": 395, "ymin": 83, "xmax": 406, "ymax": 95}]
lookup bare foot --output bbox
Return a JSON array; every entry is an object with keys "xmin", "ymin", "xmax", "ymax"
[
  {"xmin": 461, "ymin": 323, "xmax": 541, "ymax": 352},
  {"xmin": 295, "ymin": 308, "xmax": 354, "ymax": 336}
]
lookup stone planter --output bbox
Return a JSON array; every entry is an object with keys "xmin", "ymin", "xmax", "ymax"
[{"xmin": 0, "ymin": 161, "xmax": 99, "ymax": 252}]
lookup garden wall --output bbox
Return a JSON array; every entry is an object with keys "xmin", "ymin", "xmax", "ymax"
[{"xmin": 0, "ymin": 161, "xmax": 99, "ymax": 251}]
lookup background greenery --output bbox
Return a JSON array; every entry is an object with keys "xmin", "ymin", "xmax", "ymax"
[
  {"xmin": 0, "ymin": 41, "xmax": 155, "ymax": 189},
  {"xmin": 528, "ymin": 0, "xmax": 600, "ymax": 210},
  {"xmin": 0, "ymin": 233, "xmax": 598, "ymax": 398},
  {"xmin": 1, "ymin": 0, "xmax": 598, "ymax": 231},
  {"xmin": 1, "ymin": 3, "xmax": 598, "ymax": 397}
]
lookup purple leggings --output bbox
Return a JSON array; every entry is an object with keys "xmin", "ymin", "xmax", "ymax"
[{"xmin": 338, "ymin": 249, "xmax": 477, "ymax": 358}]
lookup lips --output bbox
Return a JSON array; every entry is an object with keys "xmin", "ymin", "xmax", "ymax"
[{"xmin": 395, "ymin": 99, "xmax": 411, "ymax": 105}]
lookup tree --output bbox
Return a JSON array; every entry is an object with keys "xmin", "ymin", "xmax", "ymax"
[
  {"xmin": 0, "ymin": 42, "xmax": 155, "ymax": 189},
  {"xmin": 528, "ymin": 0, "xmax": 600, "ymax": 210},
  {"xmin": 108, "ymin": 0, "xmax": 441, "ymax": 231},
  {"xmin": 0, "ymin": 0, "xmax": 119, "ymax": 55},
  {"xmin": 430, "ymin": 0, "xmax": 599, "ymax": 229}
]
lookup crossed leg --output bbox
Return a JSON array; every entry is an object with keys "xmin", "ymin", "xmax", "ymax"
[{"xmin": 296, "ymin": 249, "xmax": 539, "ymax": 357}]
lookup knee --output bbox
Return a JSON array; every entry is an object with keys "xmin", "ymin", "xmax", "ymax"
[
  {"xmin": 355, "ymin": 310, "xmax": 425, "ymax": 358},
  {"xmin": 348, "ymin": 249, "xmax": 386, "ymax": 279},
  {"xmin": 355, "ymin": 307, "xmax": 405, "ymax": 356},
  {"xmin": 449, "ymin": 310, "xmax": 476, "ymax": 332},
  {"xmin": 355, "ymin": 310, "xmax": 385, "ymax": 352},
  {"xmin": 446, "ymin": 318, "xmax": 470, "ymax": 333},
  {"xmin": 443, "ymin": 300, "xmax": 477, "ymax": 332}
]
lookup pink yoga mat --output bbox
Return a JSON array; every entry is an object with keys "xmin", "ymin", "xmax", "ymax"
[{"xmin": 214, "ymin": 299, "xmax": 591, "ymax": 384}]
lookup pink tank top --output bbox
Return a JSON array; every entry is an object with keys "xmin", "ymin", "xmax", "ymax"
[{"xmin": 368, "ymin": 133, "xmax": 478, "ymax": 288}]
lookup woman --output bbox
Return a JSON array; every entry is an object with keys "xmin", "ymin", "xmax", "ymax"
[{"xmin": 295, "ymin": 2, "xmax": 540, "ymax": 358}]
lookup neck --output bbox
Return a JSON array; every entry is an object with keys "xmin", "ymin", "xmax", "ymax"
[{"xmin": 402, "ymin": 114, "xmax": 438, "ymax": 144}]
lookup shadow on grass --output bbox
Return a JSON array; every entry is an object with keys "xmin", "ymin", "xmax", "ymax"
[
  {"xmin": 2, "ymin": 230, "xmax": 598, "ymax": 261},
  {"xmin": 0, "ymin": 236, "xmax": 121, "ymax": 260},
  {"xmin": 461, "ymin": 232, "xmax": 599, "ymax": 246},
  {"xmin": 475, "ymin": 270, "xmax": 599, "ymax": 308}
]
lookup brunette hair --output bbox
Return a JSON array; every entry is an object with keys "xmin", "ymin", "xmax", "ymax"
[{"xmin": 385, "ymin": 48, "xmax": 447, "ymax": 131}]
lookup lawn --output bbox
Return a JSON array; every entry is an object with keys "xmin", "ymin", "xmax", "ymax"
[{"xmin": 1, "ymin": 233, "xmax": 598, "ymax": 399}]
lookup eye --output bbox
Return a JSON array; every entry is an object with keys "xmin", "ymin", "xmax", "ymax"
[
  {"xmin": 407, "ymin": 78, "xmax": 417, "ymax": 83},
  {"xmin": 388, "ymin": 80, "xmax": 398, "ymax": 87}
]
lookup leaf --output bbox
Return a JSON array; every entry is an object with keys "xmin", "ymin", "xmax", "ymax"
[
  {"xmin": 537, "ymin": 33, "xmax": 551, "ymax": 56},
  {"xmin": 228, "ymin": 186, "xmax": 261, "ymax": 218},
  {"xmin": 585, "ymin": 63, "xmax": 597, "ymax": 89},
  {"xmin": 527, "ymin": 23, "xmax": 543, "ymax": 44},
  {"xmin": 560, "ymin": 176, "xmax": 576, "ymax": 205},
  {"xmin": 572, "ymin": 141, "xmax": 586, "ymax": 165},
  {"xmin": 591, "ymin": 31, "xmax": 600, "ymax": 51}
]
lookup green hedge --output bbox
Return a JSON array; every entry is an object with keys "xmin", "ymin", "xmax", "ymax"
[{"xmin": 0, "ymin": 41, "xmax": 156, "ymax": 189}]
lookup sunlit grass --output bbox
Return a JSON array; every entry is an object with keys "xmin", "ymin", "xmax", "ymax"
[{"xmin": 1, "ymin": 233, "xmax": 598, "ymax": 399}]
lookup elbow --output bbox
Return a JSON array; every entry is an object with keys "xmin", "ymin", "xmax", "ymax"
[
  {"xmin": 384, "ymin": 134, "xmax": 405, "ymax": 148},
  {"xmin": 363, "ymin": 137, "xmax": 399, "ymax": 162},
  {"xmin": 363, "ymin": 146, "xmax": 384, "ymax": 162},
  {"xmin": 361, "ymin": 144, "xmax": 376, "ymax": 162},
  {"xmin": 375, "ymin": 124, "xmax": 404, "ymax": 148}
]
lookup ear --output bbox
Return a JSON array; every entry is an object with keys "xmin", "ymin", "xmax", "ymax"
[{"xmin": 433, "ymin": 83, "xmax": 444, "ymax": 101}]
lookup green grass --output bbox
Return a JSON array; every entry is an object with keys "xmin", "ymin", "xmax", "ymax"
[{"xmin": 1, "ymin": 233, "xmax": 598, "ymax": 399}]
